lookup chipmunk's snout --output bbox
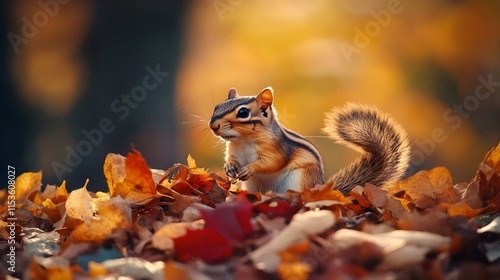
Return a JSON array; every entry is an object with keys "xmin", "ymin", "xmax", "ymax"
[{"xmin": 209, "ymin": 119, "xmax": 220, "ymax": 131}]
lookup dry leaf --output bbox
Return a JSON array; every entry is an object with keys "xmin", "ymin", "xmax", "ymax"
[
  {"xmin": 249, "ymin": 210, "xmax": 335, "ymax": 273},
  {"xmin": 483, "ymin": 142, "xmax": 500, "ymax": 172},
  {"xmin": 65, "ymin": 181, "xmax": 95, "ymax": 221},
  {"xmin": 71, "ymin": 196, "xmax": 132, "ymax": 242},
  {"xmin": 393, "ymin": 167, "xmax": 453, "ymax": 209},
  {"xmin": 152, "ymin": 221, "xmax": 204, "ymax": 251},
  {"xmin": 302, "ymin": 183, "xmax": 351, "ymax": 205},
  {"xmin": 15, "ymin": 171, "xmax": 42, "ymax": 200}
]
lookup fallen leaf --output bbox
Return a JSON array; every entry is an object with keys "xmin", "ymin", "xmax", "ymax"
[
  {"xmin": 483, "ymin": 141, "xmax": 500, "ymax": 172},
  {"xmin": 88, "ymin": 258, "xmax": 165, "ymax": 279},
  {"xmin": 65, "ymin": 181, "xmax": 95, "ymax": 221},
  {"xmin": 152, "ymin": 221, "xmax": 204, "ymax": 251},
  {"xmin": 397, "ymin": 209, "xmax": 451, "ymax": 235},
  {"xmin": 393, "ymin": 167, "xmax": 453, "ymax": 209},
  {"xmin": 103, "ymin": 153, "xmax": 126, "ymax": 196},
  {"xmin": 173, "ymin": 228, "xmax": 233, "ymax": 263},
  {"xmin": 71, "ymin": 196, "xmax": 132, "ymax": 242},
  {"xmin": 201, "ymin": 199, "xmax": 254, "ymax": 242},
  {"xmin": 302, "ymin": 183, "xmax": 351, "ymax": 205},
  {"xmin": 53, "ymin": 181, "xmax": 69, "ymax": 204},
  {"xmin": 249, "ymin": 210, "xmax": 335, "ymax": 273},
  {"xmin": 437, "ymin": 200, "xmax": 484, "ymax": 219},
  {"xmin": 15, "ymin": 171, "xmax": 42, "ymax": 200},
  {"xmin": 164, "ymin": 261, "xmax": 189, "ymax": 280}
]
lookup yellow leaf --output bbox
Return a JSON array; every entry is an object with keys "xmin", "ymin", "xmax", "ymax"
[
  {"xmin": 15, "ymin": 171, "xmax": 42, "ymax": 200},
  {"xmin": 103, "ymin": 153, "xmax": 126, "ymax": 197},
  {"xmin": 71, "ymin": 196, "xmax": 132, "ymax": 242},
  {"xmin": 187, "ymin": 154, "xmax": 197, "ymax": 169},
  {"xmin": 88, "ymin": 261, "xmax": 109, "ymax": 277}
]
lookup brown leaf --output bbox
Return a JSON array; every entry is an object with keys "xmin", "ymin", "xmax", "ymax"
[
  {"xmin": 397, "ymin": 210, "xmax": 451, "ymax": 235},
  {"xmin": 363, "ymin": 184, "xmax": 388, "ymax": 208},
  {"xmin": 393, "ymin": 167, "xmax": 453, "ymax": 209},
  {"xmin": 42, "ymin": 198, "xmax": 62, "ymax": 223},
  {"xmin": 461, "ymin": 175, "xmax": 484, "ymax": 209}
]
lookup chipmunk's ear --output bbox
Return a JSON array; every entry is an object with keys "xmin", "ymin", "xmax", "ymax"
[
  {"xmin": 227, "ymin": 88, "xmax": 238, "ymax": 99},
  {"xmin": 256, "ymin": 86, "xmax": 274, "ymax": 110}
]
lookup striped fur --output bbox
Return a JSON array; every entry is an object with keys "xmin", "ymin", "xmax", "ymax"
[{"xmin": 209, "ymin": 87, "xmax": 324, "ymax": 192}]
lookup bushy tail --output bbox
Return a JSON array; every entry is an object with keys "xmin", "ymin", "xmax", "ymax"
[{"xmin": 323, "ymin": 103, "xmax": 411, "ymax": 194}]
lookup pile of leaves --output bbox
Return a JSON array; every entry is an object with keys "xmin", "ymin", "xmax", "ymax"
[{"xmin": 1, "ymin": 143, "xmax": 500, "ymax": 279}]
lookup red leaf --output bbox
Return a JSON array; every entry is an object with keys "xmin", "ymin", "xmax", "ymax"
[
  {"xmin": 201, "ymin": 199, "xmax": 254, "ymax": 242},
  {"xmin": 173, "ymin": 228, "xmax": 232, "ymax": 263}
]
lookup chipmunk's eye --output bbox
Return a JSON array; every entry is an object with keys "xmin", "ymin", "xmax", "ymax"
[{"xmin": 237, "ymin": 107, "xmax": 250, "ymax": 119}]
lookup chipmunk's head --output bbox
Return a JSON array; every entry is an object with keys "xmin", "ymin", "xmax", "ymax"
[{"xmin": 209, "ymin": 87, "xmax": 275, "ymax": 141}]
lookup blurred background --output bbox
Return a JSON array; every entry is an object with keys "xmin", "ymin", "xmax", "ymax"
[{"xmin": 2, "ymin": 0, "xmax": 500, "ymax": 191}]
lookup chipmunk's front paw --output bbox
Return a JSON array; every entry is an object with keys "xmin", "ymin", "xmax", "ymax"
[
  {"xmin": 224, "ymin": 162, "xmax": 239, "ymax": 179},
  {"xmin": 237, "ymin": 165, "xmax": 253, "ymax": 181}
]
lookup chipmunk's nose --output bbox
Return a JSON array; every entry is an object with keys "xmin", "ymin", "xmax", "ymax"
[{"xmin": 209, "ymin": 119, "xmax": 220, "ymax": 131}]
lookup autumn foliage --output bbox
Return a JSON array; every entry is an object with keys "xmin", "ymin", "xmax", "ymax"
[{"xmin": 2, "ymin": 143, "xmax": 500, "ymax": 279}]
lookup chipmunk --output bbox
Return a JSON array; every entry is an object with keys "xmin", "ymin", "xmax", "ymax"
[{"xmin": 209, "ymin": 87, "xmax": 411, "ymax": 194}]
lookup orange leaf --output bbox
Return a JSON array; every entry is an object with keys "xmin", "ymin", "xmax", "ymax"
[
  {"xmin": 104, "ymin": 149, "xmax": 157, "ymax": 204},
  {"xmin": 42, "ymin": 198, "xmax": 62, "ymax": 223},
  {"xmin": 88, "ymin": 261, "xmax": 109, "ymax": 277},
  {"xmin": 124, "ymin": 148, "xmax": 156, "ymax": 194},
  {"xmin": 302, "ymin": 183, "xmax": 351, "ymax": 204},
  {"xmin": 437, "ymin": 201, "xmax": 484, "ymax": 219},
  {"xmin": 53, "ymin": 181, "xmax": 69, "ymax": 204},
  {"xmin": 483, "ymin": 141, "xmax": 500, "ymax": 171},
  {"xmin": 164, "ymin": 261, "xmax": 189, "ymax": 280}
]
